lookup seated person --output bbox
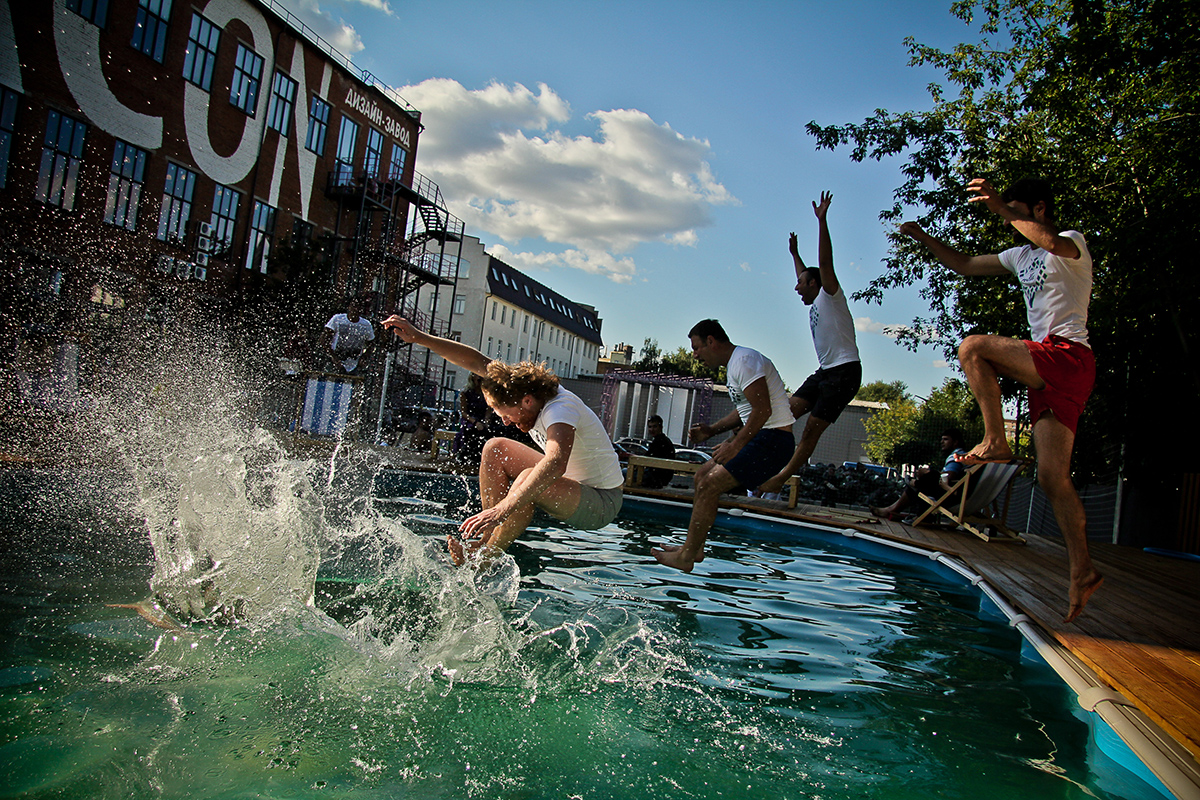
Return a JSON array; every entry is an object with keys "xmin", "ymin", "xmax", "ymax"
[
  {"xmin": 642, "ymin": 414, "xmax": 676, "ymax": 489},
  {"xmin": 870, "ymin": 428, "xmax": 968, "ymax": 520}
]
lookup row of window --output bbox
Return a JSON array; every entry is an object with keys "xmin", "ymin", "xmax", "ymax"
[
  {"xmin": 488, "ymin": 298, "xmax": 593, "ymax": 356},
  {"xmin": 23, "ymin": 105, "xmax": 278, "ymax": 271},
  {"xmin": 489, "ymin": 266, "xmax": 599, "ymax": 332},
  {"xmin": 65, "ymin": 0, "xmax": 410, "ymax": 185},
  {"xmin": 484, "ymin": 336, "xmax": 584, "ymax": 378}
]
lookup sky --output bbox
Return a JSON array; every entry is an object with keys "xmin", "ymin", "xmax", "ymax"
[{"xmin": 277, "ymin": 0, "xmax": 980, "ymax": 399}]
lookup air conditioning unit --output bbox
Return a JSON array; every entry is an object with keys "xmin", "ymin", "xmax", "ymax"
[
  {"xmin": 197, "ymin": 221, "xmax": 214, "ymax": 238},
  {"xmin": 156, "ymin": 254, "xmax": 174, "ymax": 274},
  {"xmin": 192, "ymin": 264, "xmax": 207, "ymax": 281},
  {"xmin": 195, "ymin": 251, "xmax": 210, "ymax": 267}
]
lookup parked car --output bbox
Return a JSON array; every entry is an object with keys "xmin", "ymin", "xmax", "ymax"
[
  {"xmin": 612, "ymin": 440, "xmax": 649, "ymax": 464},
  {"xmin": 671, "ymin": 448, "xmax": 712, "ymax": 464}
]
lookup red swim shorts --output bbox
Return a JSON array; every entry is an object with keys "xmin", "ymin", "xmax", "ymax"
[{"xmin": 1025, "ymin": 335, "xmax": 1095, "ymax": 434}]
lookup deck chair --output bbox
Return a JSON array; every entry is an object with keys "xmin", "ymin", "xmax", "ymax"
[{"xmin": 911, "ymin": 459, "xmax": 1030, "ymax": 543}]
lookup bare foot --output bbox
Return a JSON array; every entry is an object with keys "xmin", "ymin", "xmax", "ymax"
[
  {"xmin": 447, "ymin": 534, "xmax": 466, "ymax": 566},
  {"xmin": 869, "ymin": 506, "xmax": 895, "ymax": 521},
  {"xmin": 955, "ymin": 444, "xmax": 1015, "ymax": 464},
  {"xmin": 652, "ymin": 546, "xmax": 699, "ymax": 572},
  {"xmin": 1064, "ymin": 570, "xmax": 1104, "ymax": 623},
  {"xmin": 657, "ymin": 543, "xmax": 704, "ymax": 563}
]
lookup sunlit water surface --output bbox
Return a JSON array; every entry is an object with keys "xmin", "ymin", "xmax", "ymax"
[{"xmin": 0, "ymin": 464, "xmax": 1163, "ymax": 800}]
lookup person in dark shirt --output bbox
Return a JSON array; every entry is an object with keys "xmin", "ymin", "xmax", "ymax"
[
  {"xmin": 642, "ymin": 414, "xmax": 676, "ymax": 489},
  {"xmin": 871, "ymin": 428, "xmax": 967, "ymax": 520}
]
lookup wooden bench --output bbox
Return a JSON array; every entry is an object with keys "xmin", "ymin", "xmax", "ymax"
[
  {"xmin": 625, "ymin": 455, "xmax": 704, "ymax": 487},
  {"xmin": 430, "ymin": 429, "xmax": 456, "ymax": 459},
  {"xmin": 626, "ymin": 456, "xmax": 804, "ymax": 507}
]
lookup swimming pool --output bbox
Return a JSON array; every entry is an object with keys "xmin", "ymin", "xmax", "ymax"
[{"xmin": 0, "ymin": 462, "xmax": 1172, "ymax": 799}]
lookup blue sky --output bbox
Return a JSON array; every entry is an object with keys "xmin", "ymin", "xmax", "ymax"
[{"xmin": 279, "ymin": 0, "xmax": 979, "ymax": 399}]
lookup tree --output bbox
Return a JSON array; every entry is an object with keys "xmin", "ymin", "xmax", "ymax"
[
  {"xmin": 856, "ymin": 379, "xmax": 912, "ymax": 407},
  {"xmin": 659, "ymin": 346, "xmax": 724, "ymax": 383},
  {"xmin": 863, "ymin": 378, "xmax": 985, "ymax": 467},
  {"xmin": 807, "ymin": 0, "xmax": 1200, "ymax": 499},
  {"xmin": 632, "ymin": 338, "xmax": 662, "ymax": 372}
]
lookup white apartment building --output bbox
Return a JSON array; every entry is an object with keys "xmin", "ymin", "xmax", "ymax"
[{"xmin": 409, "ymin": 235, "xmax": 605, "ymax": 404}]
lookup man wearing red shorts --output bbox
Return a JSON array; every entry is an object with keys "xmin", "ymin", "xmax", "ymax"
[{"xmin": 900, "ymin": 177, "xmax": 1103, "ymax": 623}]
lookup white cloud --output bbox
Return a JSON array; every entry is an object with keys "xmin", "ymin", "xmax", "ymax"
[
  {"xmin": 739, "ymin": 262, "xmax": 751, "ymax": 272},
  {"xmin": 283, "ymin": 0, "xmax": 369, "ymax": 54},
  {"xmin": 855, "ymin": 316, "xmax": 944, "ymax": 343},
  {"xmin": 933, "ymin": 359, "xmax": 950, "ymax": 369},
  {"xmin": 399, "ymin": 79, "xmax": 737, "ymax": 282},
  {"xmin": 487, "ymin": 244, "xmax": 637, "ymax": 285}
]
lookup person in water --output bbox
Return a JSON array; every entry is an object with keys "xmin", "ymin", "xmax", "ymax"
[{"xmin": 383, "ymin": 316, "xmax": 624, "ymax": 564}]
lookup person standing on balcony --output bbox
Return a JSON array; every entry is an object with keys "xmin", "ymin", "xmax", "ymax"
[
  {"xmin": 321, "ymin": 298, "xmax": 374, "ymax": 373},
  {"xmin": 382, "ymin": 316, "xmax": 624, "ymax": 565}
]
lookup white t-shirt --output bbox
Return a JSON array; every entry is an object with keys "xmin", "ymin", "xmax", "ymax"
[
  {"xmin": 998, "ymin": 230, "xmax": 1092, "ymax": 346},
  {"xmin": 532, "ymin": 388, "xmax": 625, "ymax": 491},
  {"xmin": 726, "ymin": 346, "xmax": 795, "ymax": 430},
  {"xmin": 809, "ymin": 286, "xmax": 860, "ymax": 369},
  {"xmin": 325, "ymin": 313, "xmax": 375, "ymax": 372}
]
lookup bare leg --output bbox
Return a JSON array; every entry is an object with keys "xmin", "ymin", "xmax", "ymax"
[
  {"xmin": 652, "ymin": 461, "xmax": 741, "ymax": 571},
  {"xmin": 957, "ymin": 335, "xmax": 1045, "ymax": 462},
  {"xmin": 448, "ymin": 436, "xmax": 581, "ymax": 565},
  {"xmin": 757, "ymin": 396, "xmax": 821, "ymax": 494},
  {"xmin": 1033, "ymin": 415, "xmax": 1103, "ymax": 622}
]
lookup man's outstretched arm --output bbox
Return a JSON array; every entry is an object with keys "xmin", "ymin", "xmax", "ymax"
[
  {"xmin": 812, "ymin": 191, "xmax": 839, "ymax": 295},
  {"xmin": 383, "ymin": 316, "xmax": 492, "ymax": 376},
  {"xmin": 899, "ymin": 221, "xmax": 1008, "ymax": 276}
]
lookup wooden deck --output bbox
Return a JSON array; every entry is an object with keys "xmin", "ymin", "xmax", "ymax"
[{"xmin": 623, "ymin": 482, "xmax": 1200, "ymax": 770}]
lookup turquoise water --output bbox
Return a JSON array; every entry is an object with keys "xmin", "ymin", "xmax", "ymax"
[{"xmin": 0, "ymin": 470, "xmax": 1165, "ymax": 799}]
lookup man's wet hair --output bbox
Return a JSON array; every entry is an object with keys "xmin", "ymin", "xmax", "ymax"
[
  {"xmin": 1001, "ymin": 178, "xmax": 1056, "ymax": 221},
  {"xmin": 800, "ymin": 266, "xmax": 822, "ymax": 288},
  {"xmin": 648, "ymin": 415, "xmax": 663, "ymax": 425},
  {"xmin": 688, "ymin": 319, "xmax": 730, "ymax": 343}
]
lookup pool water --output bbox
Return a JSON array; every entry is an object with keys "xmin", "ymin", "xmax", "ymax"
[{"xmin": 0, "ymin": 468, "xmax": 1165, "ymax": 799}]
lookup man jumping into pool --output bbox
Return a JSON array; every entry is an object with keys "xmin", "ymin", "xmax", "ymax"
[
  {"xmin": 383, "ymin": 316, "xmax": 624, "ymax": 565},
  {"xmin": 652, "ymin": 320, "xmax": 795, "ymax": 571},
  {"xmin": 756, "ymin": 191, "xmax": 862, "ymax": 498},
  {"xmin": 900, "ymin": 177, "xmax": 1103, "ymax": 623}
]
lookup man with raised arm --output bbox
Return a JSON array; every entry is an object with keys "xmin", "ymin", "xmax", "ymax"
[
  {"xmin": 652, "ymin": 320, "xmax": 795, "ymax": 571},
  {"xmin": 900, "ymin": 177, "xmax": 1103, "ymax": 623},
  {"xmin": 757, "ymin": 191, "xmax": 863, "ymax": 498},
  {"xmin": 382, "ymin": 317, "xmax": 624, "ymax": 564}
]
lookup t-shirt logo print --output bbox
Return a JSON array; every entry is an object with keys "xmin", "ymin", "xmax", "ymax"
[
  {"xmin": 809, "ymin": 305, "xmax": 820, "ymax": 335},
  {"xmin": 1018, "ymin": 253, "xmax": 1048, "ymax": 306}
]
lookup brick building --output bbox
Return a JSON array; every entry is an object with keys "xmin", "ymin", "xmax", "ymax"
[{"xmin": 1, "ymin": 0, "xmax": 461, "ymax": 387}]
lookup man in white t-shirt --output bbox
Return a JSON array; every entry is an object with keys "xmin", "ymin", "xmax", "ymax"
[
  {"xmin": 652, "ymin": 319, "xmax": 795, "ymax": 572},
  {"xmin": 901, "ymin": 177, "xmax": 1102, "ymax": 623},
  {"xmin": 322, "ymin": 299, "xmax": 375, "ymax": 373},
  {"xmin": 382, "ymin": 316, "xmax": 624, "ymax": 565},
  {"xmin": 758, "ymin": 192, "xmax": 862, "ymax": 497}
]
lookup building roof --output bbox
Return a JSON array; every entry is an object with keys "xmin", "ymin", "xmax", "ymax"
[{"xmin": 486, "ymin": 256, "xmax": 604, "ymax": 346}]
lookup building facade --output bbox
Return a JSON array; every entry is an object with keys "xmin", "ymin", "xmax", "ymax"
[
  {"xmin": 0, "ymin": 0, "xmax": 461, "ymax": 358},
  {"xmin": 398, "ymin": 235, "xmax": 605, "ymax": 408}
]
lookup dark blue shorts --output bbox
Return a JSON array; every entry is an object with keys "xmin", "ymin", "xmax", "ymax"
[
  {"xmin": 793, "ymin": 361, "xmax": 862, "ymax": 423},
  {"xmin": 724, "ymin": 428, "xmax": 795, "ymax": 490}
]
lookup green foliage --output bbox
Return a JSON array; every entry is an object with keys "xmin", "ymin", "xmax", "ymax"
[
  {"xmin": 632, "ymin": 337, "xmax": 662, "ymax": 372},
  {"xmin": 659, "ymin": 345, "xmax": 724, "ymax": 383},
  {"xmin": 856, "ymin": 379, "xmax": 912, "ymax": 406},
  {"xmin": 864, "ymin": 379, "xmax": 985, "ymax": 467},
  {"xmin": 808, "ymin": 0, "xmax": 1200, "ymax": 481}
]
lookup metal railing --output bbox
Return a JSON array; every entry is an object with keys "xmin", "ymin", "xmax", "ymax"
[{"xmin": 257, "ymin": 0, "xmax": 419, "ymax": 116}]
